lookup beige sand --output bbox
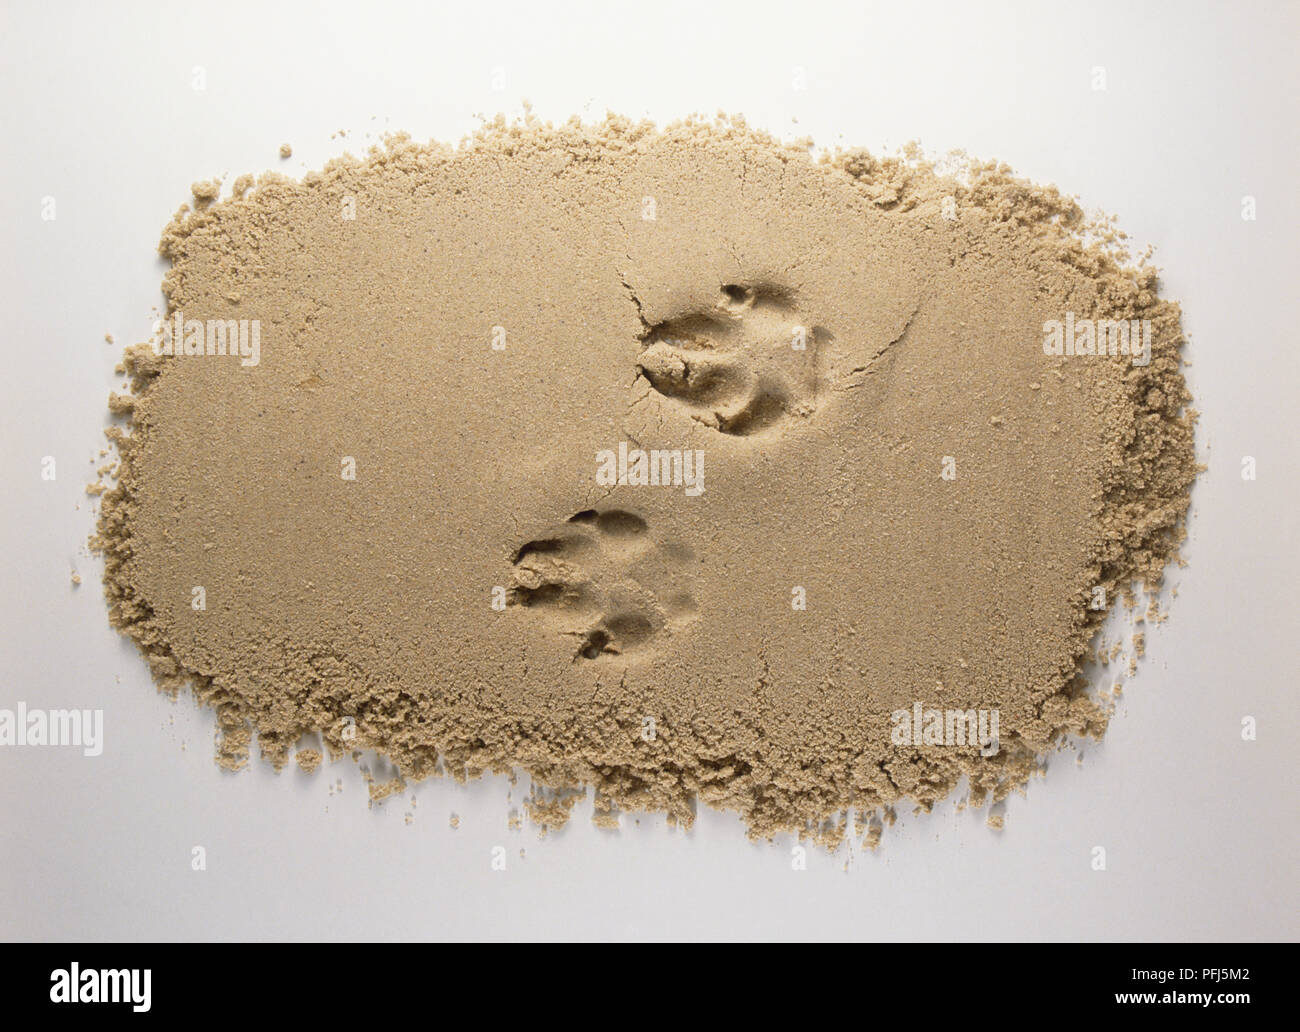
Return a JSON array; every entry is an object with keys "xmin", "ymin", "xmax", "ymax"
[{"xmin": 93, "ymin": 115, "xmax": 1197, "ymax": 843}]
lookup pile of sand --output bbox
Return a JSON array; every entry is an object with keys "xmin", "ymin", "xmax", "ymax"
[{"xmin": 93, "ymin": 115, "xmax": 1197, "ymax": 843}]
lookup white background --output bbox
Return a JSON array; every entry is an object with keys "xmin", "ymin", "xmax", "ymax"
[{"xmin": 1, "ymin": 0, "xmax": 1296, "ymax": 941}]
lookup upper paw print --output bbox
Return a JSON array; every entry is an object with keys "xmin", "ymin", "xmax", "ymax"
[{"xmin": 636, "ymin": 284, "xmax": 831, "ymax": 437}]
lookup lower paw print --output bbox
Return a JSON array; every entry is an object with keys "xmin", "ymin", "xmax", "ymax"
[
  {"xmin": 636, "ymin": 283, "xmax": 832, "ymax": 437},
  {"xmin": 507, "ymin": 508, "xmax": 698, "ymax": 661}
]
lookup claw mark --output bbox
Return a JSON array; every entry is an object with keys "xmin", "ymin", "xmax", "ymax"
[{"xmin": 838, "ymin": 304, "xmax": 920, "ymax": 392}]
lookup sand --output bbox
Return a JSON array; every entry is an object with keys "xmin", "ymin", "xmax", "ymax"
[{"xmin": 92, "ymin": 114, "xmax": 1198, "ymax": 843}]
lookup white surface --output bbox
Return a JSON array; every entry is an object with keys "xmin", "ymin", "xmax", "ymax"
[{"xmin": 1, "ymin": 0, "xmax": 1297, "ymax": 942}]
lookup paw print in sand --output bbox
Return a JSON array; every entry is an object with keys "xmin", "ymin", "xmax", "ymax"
[
  {"xmin": 507, "ymin": 508, "xmax": 697, "ymax": 661},
  {"xmin": 636, "ymin": 283, "xmax": 833, "ymax": 437}
]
